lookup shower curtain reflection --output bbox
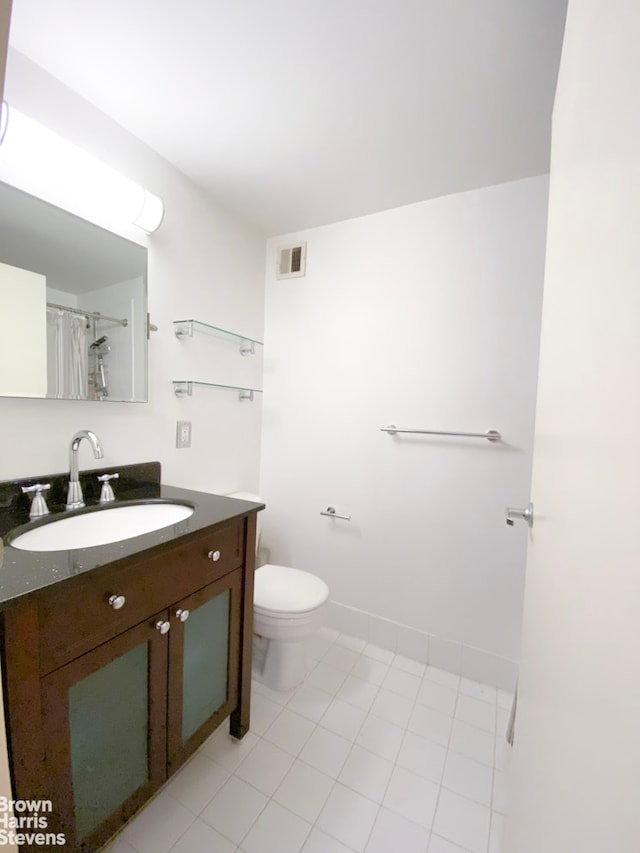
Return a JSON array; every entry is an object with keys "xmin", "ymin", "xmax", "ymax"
[{"xmin": 46, "ymin": 308, "xmax": 89, "ymax": 399}]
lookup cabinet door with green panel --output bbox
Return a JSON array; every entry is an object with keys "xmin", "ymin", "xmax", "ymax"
[
  {"xmin": 167, "ymin": 569, "xmax": 242, "ymax": 772},
  {"xmin": 37, "ymin": 569, "xmax": 243, "ymax": 852},
  {"xmin": 40, "ymin": 614, "xmax": 168, "ymax": 853}
]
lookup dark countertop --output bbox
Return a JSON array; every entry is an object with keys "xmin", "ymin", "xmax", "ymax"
[{"xmin": 0, "ymin": 476, "xmax": 263, "ymax": 610}]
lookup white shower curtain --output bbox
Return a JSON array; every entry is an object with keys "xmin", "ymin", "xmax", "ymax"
[{"xmin": 46, "ymin": 309, "xmax": 88, "ymax": 399}]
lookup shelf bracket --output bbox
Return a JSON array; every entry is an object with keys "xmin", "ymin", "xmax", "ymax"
[
  {"xmin": 173, "ymin": 382, "xmax": 193, "ymax": 397},
  {"xmin": 239, "ymin": 340, "xmax": 256, "ymax": 356},
  {"xmin": 174, "ymin": 321, "xmax": 193, "ymax": 339},
  {"xmin": 239, "ymin": 390, "xmax": 254, "ymax": 402}
]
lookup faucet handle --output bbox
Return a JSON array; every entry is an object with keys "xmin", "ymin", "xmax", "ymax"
[
  {"xmin": 22, "ymin": 483, "xmax": 51, "ymax": 520},
  {"xmin": 97, "ymin": 472, "xmax": 119, "ymax": 503}
]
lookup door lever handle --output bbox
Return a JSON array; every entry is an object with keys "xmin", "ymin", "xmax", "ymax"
[{"xmin": 505, "ymin": 502, "xmax": 534, "ymax": 528}]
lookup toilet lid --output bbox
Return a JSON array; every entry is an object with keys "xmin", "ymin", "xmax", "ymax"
[{"xmin": 254, "ymin": 564, "xmax": 329, "ymax": 615}]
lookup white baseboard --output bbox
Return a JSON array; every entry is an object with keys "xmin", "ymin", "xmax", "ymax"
[{"xmin": 326, "ymin": 600, "xmax": 518, "ymax": 691}]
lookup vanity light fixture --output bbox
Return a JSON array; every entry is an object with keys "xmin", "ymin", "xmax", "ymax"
[{"xmin": 0, "ymin": 100, "xmax": 164, "ymax": 234}]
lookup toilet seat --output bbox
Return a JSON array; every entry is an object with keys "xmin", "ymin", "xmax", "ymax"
[{"xmin": 254, "ymin": 564, "xmax": 329, "ymax": 616}]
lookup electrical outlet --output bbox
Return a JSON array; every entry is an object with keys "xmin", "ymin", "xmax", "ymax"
[{"xmin": 176, "ymin": 420, "xmax": 192, "ymax": 449}]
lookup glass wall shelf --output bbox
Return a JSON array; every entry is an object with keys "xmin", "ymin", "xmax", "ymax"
[
  {"xmin": 173, "ymin": 320, "xmax": 263, "ymax": 356},
  {"xmin": 173, "ymin": 381, "xmax": 262, "ymax": 401}
]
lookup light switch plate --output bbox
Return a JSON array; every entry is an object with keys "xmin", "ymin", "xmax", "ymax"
[{"xmin": 176, "ymin": 420, "xmax": 192, "ymax": 448}]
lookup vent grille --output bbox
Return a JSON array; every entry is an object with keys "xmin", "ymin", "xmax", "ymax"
[{"xmin": 276, "ymin": 242, "xmax": 306, "ymax": 279}]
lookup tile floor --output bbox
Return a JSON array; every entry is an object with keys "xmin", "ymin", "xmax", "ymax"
[{"xmin": 106, "ymin": 628, "xmax": 513, "ymax": 853}]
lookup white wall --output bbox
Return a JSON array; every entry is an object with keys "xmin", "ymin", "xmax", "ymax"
[
  {"xmin": 260, "ymin": 176, "xmax": 548, "ymax": 682},
  {"xmin": 0, "ymin": 51, "xmax": 266, "ymax": 493}
]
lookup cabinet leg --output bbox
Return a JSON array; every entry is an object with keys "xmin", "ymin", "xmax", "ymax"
[
  {"xmin": 230, "ymin": 512, "xmax": 257, "ymax": 742},
  {"xmin": 229, "ymin": 705, "xmax": 249, "ymax": 740}
]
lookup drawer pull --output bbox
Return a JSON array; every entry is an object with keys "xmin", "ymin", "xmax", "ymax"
[
  {"xmin": 208, "ymin": 550, "xmax": 221, "ymax": 562},
  {"xmin": 175, "ymin": 609, "xmax": 190, "ymax": 622},
  {"xmin": 108, "ymin": 594, "xmax": 126, "ymax": 610},
  {"xmin": 155, "ymin": 620, "xmax": 171, "ymax": 635}
]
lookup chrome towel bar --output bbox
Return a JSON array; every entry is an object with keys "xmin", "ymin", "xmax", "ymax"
[
  {"xmin": 381, "ymin": 425, "xmax": 501, "ymax": 443},
  {"xmin": 320, "ymin": 506, "xmax": 351, "ymax": 521}
]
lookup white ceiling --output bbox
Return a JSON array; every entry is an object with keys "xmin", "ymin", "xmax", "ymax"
[{"xmin": 7, "ymin": 0, "xmax": 567, "ymax": 236}]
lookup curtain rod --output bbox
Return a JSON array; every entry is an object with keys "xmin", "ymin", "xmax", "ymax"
[{"xmin": 46, "ymin": 302, "xmax": 128, "ymax": 327}]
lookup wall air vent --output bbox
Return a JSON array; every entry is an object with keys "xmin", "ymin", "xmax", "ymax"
[{"xmin": 276, "ymin": 242, "xmax": 307, "ymax": 279}]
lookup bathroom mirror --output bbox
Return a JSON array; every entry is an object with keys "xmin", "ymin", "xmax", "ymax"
[{"xmin": 0, "ymin": 181, "xmax": 147, "ymax": 402}]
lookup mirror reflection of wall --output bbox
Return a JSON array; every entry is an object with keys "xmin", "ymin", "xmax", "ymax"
[
  {"xmin": 0, "ymin": 181, "xmax": 148, "ymax": 402},
  {"xmin": 0, "ymin": 261, "xmax": 47, "ymax": 397}
]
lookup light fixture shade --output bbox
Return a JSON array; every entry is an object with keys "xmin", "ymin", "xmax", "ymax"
[
  {"xmin": 133, "ymin": 189, "xmax": 165, "ymax": 233},
  {"xmin": 0, "ymin": 102, "xmax": 164, "ymax": 234}
]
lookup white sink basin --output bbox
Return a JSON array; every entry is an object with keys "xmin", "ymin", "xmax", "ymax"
[{"xmin": 9, "ymin": 502, "xmax": 194, "ymax": 551}]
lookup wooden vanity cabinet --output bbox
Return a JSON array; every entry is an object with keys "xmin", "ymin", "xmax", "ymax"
[{"xmin": 0, "ymin": 512, "xmax": 256, "ymax": 853}]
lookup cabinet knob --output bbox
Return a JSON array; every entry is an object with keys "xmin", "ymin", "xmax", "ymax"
[
  {"xmin": 155, "ymin": 620, "xmax": 171, "ymax": 635},
  {"xmin": 208, "ymin": 550, "xmax": 221, "ymax": 562},
  {"xmin": 108, "ymin": 594, "xmax": 126, "ymax": 610},
  {"xmin": 175, "ymin": 609, "xmax": 190, "ymax": 622}
]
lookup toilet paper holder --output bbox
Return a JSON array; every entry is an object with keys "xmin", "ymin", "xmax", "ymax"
[{"xmin": 320, "ymin": 506, "xmax": 351, "ymax": 521}]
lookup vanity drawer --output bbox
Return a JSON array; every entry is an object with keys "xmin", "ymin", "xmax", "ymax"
[
  {"xmin": 38, "ymin": 519, "xmax": 245, "ymax": 674},
  {"xmin": 160, "ymin": 519, "xmax": 245, "ymax": 596}
]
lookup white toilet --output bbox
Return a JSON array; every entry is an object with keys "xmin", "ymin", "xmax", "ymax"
[{"xmin": 229, "ymin": 492, "xmax": 330, "ymax": 691}]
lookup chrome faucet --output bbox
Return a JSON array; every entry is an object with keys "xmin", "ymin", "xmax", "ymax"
[{"xmin": 66, "ymin": 430, "xmax": 104, "ymax": 510}]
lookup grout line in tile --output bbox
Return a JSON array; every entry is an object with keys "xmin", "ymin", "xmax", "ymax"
[{"xmin": 161, "ymin": 809, "xmax": 199, "ymax": 853}]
